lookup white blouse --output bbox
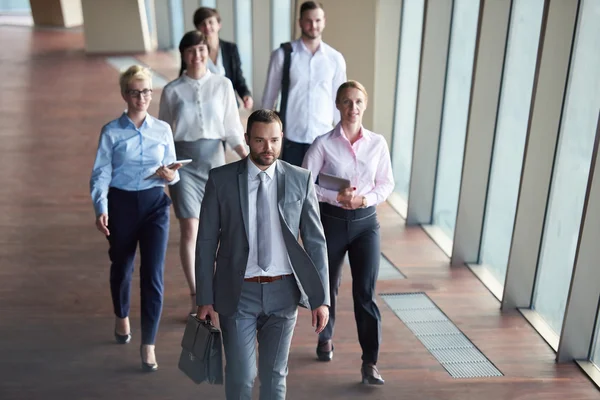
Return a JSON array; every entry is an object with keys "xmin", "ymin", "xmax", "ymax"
[
  {"xmin": 207, "ymin": 47, "xmax": 226, "ymax": 76},
  {"xmin": 158, "ymin": 70, "xmax": 244, "ymax": 148}
]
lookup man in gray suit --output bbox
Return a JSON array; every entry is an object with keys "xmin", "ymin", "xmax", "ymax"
[{"xmin": 196, "ymin": 109, "xmax": 330, "ymax": 400}]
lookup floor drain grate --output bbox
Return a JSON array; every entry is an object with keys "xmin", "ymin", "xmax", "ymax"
[{"xmin": 381, "ymin": 292, "xmax": 503, "ymax": 378}]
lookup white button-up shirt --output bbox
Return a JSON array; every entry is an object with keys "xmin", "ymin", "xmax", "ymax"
[
  {"xmin": 262, "ymin": 39, "xmax": 347, "ymax": 144},
  {"xmin": 302, "ymin": 124, "xmax": 395, "ymax": 207},
  {"xmin": 245, "ymin": 159, "xmax": 293, "ymax": 278},
  {"xmin": 158, "ymin": 70, "xmax": 244, "ymax": 148}
]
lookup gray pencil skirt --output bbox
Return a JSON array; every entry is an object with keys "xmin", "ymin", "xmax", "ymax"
[{"xmin": 169, "ymin": 139, "xmax": 225, "ymax": 219}]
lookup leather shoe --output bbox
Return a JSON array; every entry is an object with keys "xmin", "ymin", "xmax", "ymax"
[
  {"xmin": 316, "ymin": 341, "xmax": 333, "ymax": 362},
  {"xmin": 361, "ymin": 363, "xmax": 384, "ymax": 385},
  {"xmin": 114, "ymin": 331, "xmax": 131, "ymax": 344}
]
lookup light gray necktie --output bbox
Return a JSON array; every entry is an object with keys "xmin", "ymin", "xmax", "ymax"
[{"xmin": 256, "ymin": 172, "xmax": 271, "ymax": 271}]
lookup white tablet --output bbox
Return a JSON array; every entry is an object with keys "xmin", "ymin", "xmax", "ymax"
[
  {"xmin": 145, "ymin": 159, "xmax": 193, "ymax": 180},
  {"xmin": 167, "ymin": 159, "xmax": 193, "ymax": 168}
]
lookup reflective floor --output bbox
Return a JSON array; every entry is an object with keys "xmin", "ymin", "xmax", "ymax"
[{"xmin": 0, "ymin": 25, "xmax": 598, "ymax": 400}]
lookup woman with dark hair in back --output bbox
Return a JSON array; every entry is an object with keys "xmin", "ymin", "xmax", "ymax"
[
  {"xmin": 179, "ymin": 7, "xmax": 253, "ymax": 110},
  {"xmin": 160, "ymin": 31, "xmax": 248, "ymax": 318}
]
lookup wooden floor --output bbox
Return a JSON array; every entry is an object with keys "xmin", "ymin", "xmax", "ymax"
[{"xmin": 0, "ymin": 26, "xmax": 598, "ymax": 400}]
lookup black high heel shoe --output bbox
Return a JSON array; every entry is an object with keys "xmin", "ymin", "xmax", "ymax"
[
  {"xmin": 361, "ymin": 363, "xmax": 384, "ymax": 385},
  {"xmin": 114, "ymin": 331, "xmax": 131, "ymax": 344},
  {"xmin": 140, "ymin": 345, "xmax": 158, "ymax": 372}
]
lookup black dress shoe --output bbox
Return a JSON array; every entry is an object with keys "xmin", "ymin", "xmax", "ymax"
[
  {"xmin": 140, "ymin": 346, "xmax": 158, "ymax": 372},
  {"xmin": 361, "ymin": 364, "xmax": 384, "ymax": 385},
  {"xmin": 114, "ymin": 331, "xmax": 131, "ymax": 344},
  {"xmin": 316, "ymin": 342, "xmax": 333, "ymax": 362}
]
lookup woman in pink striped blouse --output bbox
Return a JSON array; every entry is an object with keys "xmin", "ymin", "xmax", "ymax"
[{"xmin": 302, "ymin": 80, "xmax": 394, "ymax": 385}]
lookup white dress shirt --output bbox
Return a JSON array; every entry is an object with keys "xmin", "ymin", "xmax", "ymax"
[
  {"xmin": 207, "ymin": 47, "xmax": 226, "ymax": 76},
  {"xmin": 245, "ymin": 159, "xmax": 294, "ymax": 278},
  {"xmin": 262, "ymin": 39, "xmax": 347, "ymax": 144},
  {"xmin": 158, "ymin": 70, "xmax": 244, "ymax": 148},
  {"xmin": 302, "ymin": 124, "xmax": 395, "ymax": 207}
]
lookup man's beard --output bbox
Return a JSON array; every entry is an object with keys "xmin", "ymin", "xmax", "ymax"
[
  {"xmin": 251, "ymin": 151, "xmax": 277, "ymax": 166},
  {"xmin": 301, "ymin": 29, "xmax": 320, "ymax": 40}
]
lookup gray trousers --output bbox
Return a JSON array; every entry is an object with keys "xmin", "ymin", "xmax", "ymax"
[{"xmin": 220, "ymin": 276, "xmax": 300, "ymax": 400}]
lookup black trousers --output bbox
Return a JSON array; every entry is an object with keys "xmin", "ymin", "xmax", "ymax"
[
  {"xmin": 281, "ymin": 138, "xmax": 311, "ymax": 167},
  {"xmin": 107, "ymin": 187, "xmax": 171, "ymax": 345},
  {"xmin": 317, "ymin": 203, "xmax": 382, "ymax": 364}
]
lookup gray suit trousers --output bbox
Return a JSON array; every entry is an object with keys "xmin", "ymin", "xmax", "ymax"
[{"xmin": 220, "ymin": 276, "xmax": 300, "ymax": 400}]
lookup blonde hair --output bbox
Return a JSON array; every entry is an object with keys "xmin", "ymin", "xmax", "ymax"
[
  {"xmin": 335, "ymin": 80, "xmax": 368, "ymax": 104},
  {"xmin": 119, "ymin": 65, "xmax": 153, "ymax": 94}
]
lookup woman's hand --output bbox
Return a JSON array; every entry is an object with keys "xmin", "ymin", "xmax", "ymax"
[
  {"xmin": 337, "ymin": 187, "xmax": 365, "ymax": 210},
  {"xmin": 342, "ymin": 196, "xmax": 365, "ymax": 210},
  {"xmin": 337, "ymin": 187, "xmax": 355, "ymax": 208},
  {"xmin": 96, "ymin": 213, "xmax": 110, "ymax": 236},
  {"xmin": 242, "ymin": 96, "xmax": 254, "ymax": 110},
  {"xmin": 156, "ymin": 164, "xmax": 181, "ymax": 182}
]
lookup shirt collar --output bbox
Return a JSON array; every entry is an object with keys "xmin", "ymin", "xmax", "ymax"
[
  {"xmin": 182, "ymin": 69, "xmax": 212, "ymax": 86},
  {"xmin": 118, "ymin": 112, "xmax": 153, "ymax": 129},
  {"xmin": 247, "ymin": 157, "xmax": 277, "ymax": 180},
  {"xmin": 334, "ymin": 123, "xmax": 371, "ymax": 142},
  {"xmin": 296, "ymin": 38, "xmax": 326, "ymax": 55}
]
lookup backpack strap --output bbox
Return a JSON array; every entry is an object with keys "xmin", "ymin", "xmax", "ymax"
[{"xmin": 279, "ymin": 42, "xmax": 293, "ymax": 130}]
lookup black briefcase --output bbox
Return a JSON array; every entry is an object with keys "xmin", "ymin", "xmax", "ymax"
[{"xmin": 178, "ymin": 315, "xmax": 224, "ymax": 385}]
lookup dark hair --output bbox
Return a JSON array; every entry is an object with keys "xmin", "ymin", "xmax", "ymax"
[
  {"xmin": 178, "ymin": 30, "xmax": 207, "ymax": 55},
  {"xmin": 300, "ymin": 1, "xmax": 324, "ymax": 18},
  {"xmin": 246, "ymin": 110, "xmax": 282, "ymax": 137},
  {"xmin": 193, "ymin": 7, "xmax": 221, "ymax": 28}
]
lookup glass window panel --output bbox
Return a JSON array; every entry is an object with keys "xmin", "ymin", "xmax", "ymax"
[
  {"xmin": 201, "ymin": 0, "xmax": 217, "ymax": 8},
  {"xmin": 533, "ymin": 0, "xmax": 600, "ymax": 335},
  {"xmin": 235, "ymin": 0, "xmax": 253, "ymax": 92},
  {"xmin": 0, "ymin": 0, "xmax": 30, "ymax": 12},
  {"xmin": 432, "ymin": 0, "xmax": 479, "ymax": 238},
  {"xmin": 479, "ymin": 0, "xmax": 544, "ymax": 286},
  {"xmin": 391, "ymin": 0, "xmax": 425, "ymax": 200},
  {"xmin": 271, "ymin": 0, "xmax": 292, "ymax": 50}
]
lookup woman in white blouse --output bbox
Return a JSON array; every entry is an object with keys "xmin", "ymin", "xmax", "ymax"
[{"xmin": 159, "ymin": 30, "xmax": 247, "ymax": 316}]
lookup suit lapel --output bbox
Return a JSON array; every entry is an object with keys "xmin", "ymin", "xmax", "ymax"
[
  {"xmin": 237, "ymin": 160, "xmax": 250, "ymax": 241},
  {"xmin": 220, "ymin": 41, "xmax": 232, "ymax": 79},
  {"xmin": 276, "ymin": 161, "xmax": 286, "ymax": 210}
]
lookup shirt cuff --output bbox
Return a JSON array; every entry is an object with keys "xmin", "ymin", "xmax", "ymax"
[
  {"xmin": 364, "ymin": 193, "xmax": 378, "ymax": 208},
  {"xmin": 168, "ymin": 171, "xmax": 180, "ymax": 186},
  {"xmin": 317, "ymin": 186, "xmax": 339, "ymax": 205},
  {"xmin": 95, "ymin": 201, "xmax": 108, "ymax": 217}
]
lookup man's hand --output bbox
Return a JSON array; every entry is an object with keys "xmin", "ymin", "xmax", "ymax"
[
  {"xmin": 95, "ymin": 213, "xmax": 110, "ymax": 236},
  {"xmin": 197, "ymin": 305, "xmax": 219, "ymax": 325},
  {"xmin": 312, "ymin": 305, "xmax": 329, "ymax": 334}
]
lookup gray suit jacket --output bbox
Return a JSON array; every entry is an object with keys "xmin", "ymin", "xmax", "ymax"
[{"xmin": 195, "ymin": 158, "xmax": 330, "ymax": 317}]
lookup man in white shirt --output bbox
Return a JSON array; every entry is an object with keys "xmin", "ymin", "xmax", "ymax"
[{"xmin": 262, "ymin": 1, "xmax": 347, "ymax": 167}]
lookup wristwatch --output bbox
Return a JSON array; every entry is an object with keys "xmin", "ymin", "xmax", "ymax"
[{"xmin": 361, "ymin": 196, "xmax": 368, "ymax": 208}]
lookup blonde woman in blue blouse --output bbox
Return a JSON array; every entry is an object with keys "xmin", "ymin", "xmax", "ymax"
[
  {"xmin": 90, "ymin": 65, "xmax": 181, "ymax": 372},
  {"xmin": 159, "ymin": 31, "xmax": 248, "ymax": 316}
]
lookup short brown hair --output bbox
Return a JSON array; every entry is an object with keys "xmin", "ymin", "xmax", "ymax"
[
  {"xmin": 335, "ymin": 80, "xmax": 369, "ymax": 104},
  {"xmin": 246, "ymin": 110, "xmax": 282, "ymax": 137},
  {"xmin": 193, "ymin": 7, "xmax": 221, "ymax": 28},
  {"xmin": 300, "ymin": 1, "xmax": 324, "ymax": 18}
]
